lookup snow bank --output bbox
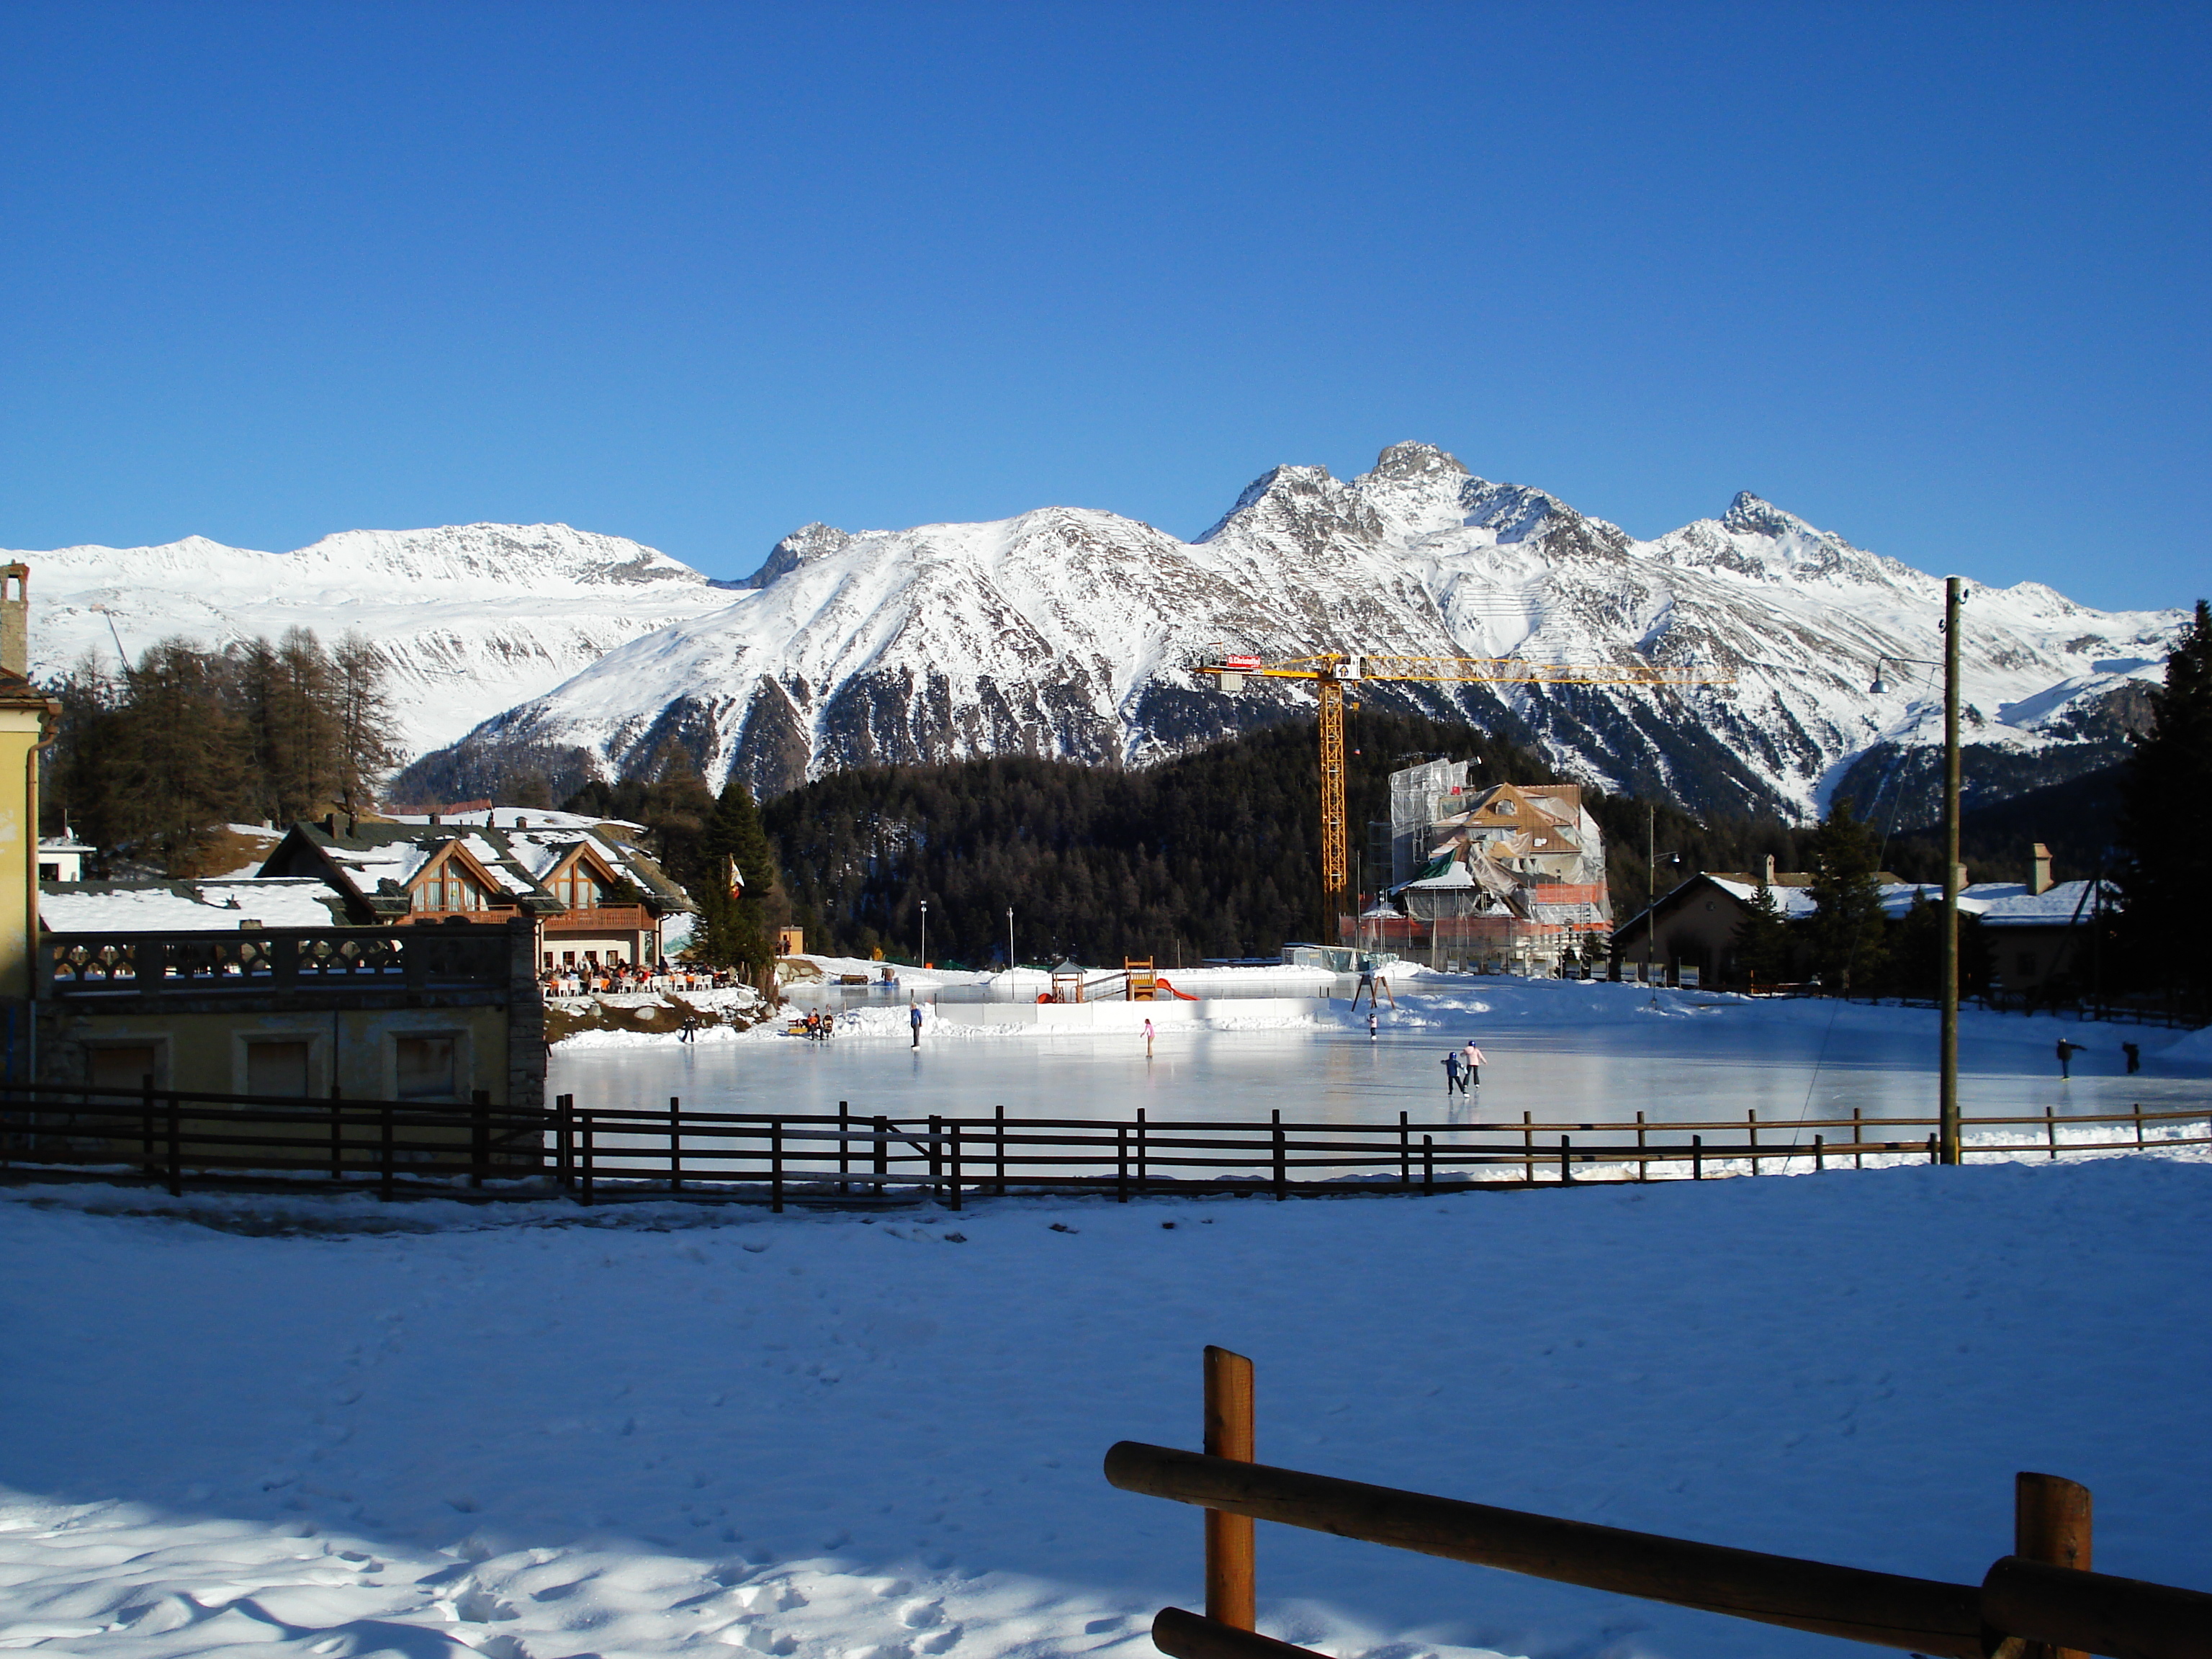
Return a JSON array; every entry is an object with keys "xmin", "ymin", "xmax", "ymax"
[{"xmin": 4, "ymin": 1160, "xmax": 2211, "ymax": 1659}]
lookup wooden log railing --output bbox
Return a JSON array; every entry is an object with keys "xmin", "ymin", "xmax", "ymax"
[
  {"xmin": 3, "ymin": 1085, "xmax": 2206, "ymax": 1205},
  {"xmin": 1107, "ymin": 1352, "xmax": 2212, "ymax": 1659}
]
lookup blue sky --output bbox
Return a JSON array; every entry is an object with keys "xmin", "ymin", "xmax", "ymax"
[{"xmin": 1, "ymin": 2, "xmax": 2206, "ymax": 610}]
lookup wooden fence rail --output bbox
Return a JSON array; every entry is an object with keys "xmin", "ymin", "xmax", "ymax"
[
  {"xmin": 2, "ymin": 1082, "xmax": 2206, "ymax": 1206},
  {"xmin": 1107, "ymin": 1351, "xmax": 2212, "ymax": 1659}
]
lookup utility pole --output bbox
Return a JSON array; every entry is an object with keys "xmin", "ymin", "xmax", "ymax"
[
  {"xmin": 1645, "ymin": 802, "xmax": 1658, "ymax": 1007},
  {"xmin": 1007, "ymin": 906, "xmax": 1015, "ymax": 996},
  {"xmin": 1939, "ymin": 575, "xmax": 1964, "ymax": 1165},
  {"xmin": 919, "ymin": 899, "xmax": 928, "ymax": 973}
]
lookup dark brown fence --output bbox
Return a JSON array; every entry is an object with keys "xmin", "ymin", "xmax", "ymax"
[
  {"xmin": 1107, "ymin": 1349, "xmax": 2212, "ymax": 1659},
  {"xmin": 3, "ymin": 1084, "xmax": 2205, "ymax": 1207}
]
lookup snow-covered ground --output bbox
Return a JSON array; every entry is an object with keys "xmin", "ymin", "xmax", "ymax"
[{"xmin": 4, "ymin": 1156, "xmax": 2211, "ymax": 1659}]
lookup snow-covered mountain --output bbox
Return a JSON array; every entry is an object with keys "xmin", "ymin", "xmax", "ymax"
[
  {"xmin": 14, "ymin": 523, "xmax": 735, "ymax": 760},
  {"xmin": 404, "ymin": 444, "xmax": 2185, "ymax": 822}
]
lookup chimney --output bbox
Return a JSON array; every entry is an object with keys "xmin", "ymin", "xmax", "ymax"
[
  {"xmin": 321, "ymin": 812, "xmax": 339, "ymax": 835},
  {"xmin": 428, "ymin": 811, "xmax": 441, "ymax": 826},
  {"xmin": 2031, "ymin": 842, "xmax": 2053, "ymax": 896},
  {"xmin": 1762, "ymin": 853, "xmax": 1776, "ymax": 886},
  {"xmin": 0, "ymin": 563, "xmax": 27, "ymax": 677},
  {"xmin": 516, "ymin": 816, "xmax": 529, "ymax": 830}
]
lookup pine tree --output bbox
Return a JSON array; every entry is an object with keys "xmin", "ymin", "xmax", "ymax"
[
  {"xmin": 2118, "ymin": 598, "xmax": 2212, "ymax": 1007},
  {"xmin": 1804, "ymin": 798, "xmax": 1887, "ymax": 994},
  {"xmin": 698, "ymin": 774, "xmax": 779, "ymax": 978},
  {"xmin": 1730, "ymin": 880, "xmax": 1793, "ymax": 989}
]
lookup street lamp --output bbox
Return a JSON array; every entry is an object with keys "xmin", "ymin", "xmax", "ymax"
[
  {"xmin": 1642, "ymin": 802, "xmax": 1683, "ymax": 1007},
  {"xmin": 1006, "ymin": 907, "xmax": 1015, "ymax": 998},
  {"xmin": 919, "ymin": 899, "xmax": 928, "ymax": 972},
  {"xmin": 1870, "ymin": 574, "xmax": 1968, "ymax": 1166}
]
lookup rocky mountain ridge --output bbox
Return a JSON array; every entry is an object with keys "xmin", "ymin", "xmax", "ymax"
[{"xmin": 394, "ymin": 443, "xmax": 2185, "ymax": 822}]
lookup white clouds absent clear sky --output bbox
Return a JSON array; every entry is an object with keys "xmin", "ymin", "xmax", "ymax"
[{"xmin": 1, "ymin": 2, "xmax": 2206, "ymax": 610}]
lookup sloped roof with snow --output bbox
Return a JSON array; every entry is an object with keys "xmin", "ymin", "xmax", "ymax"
[{"xmin": 41, "ymin": 878, "xmax": 351, "ymax": 933}]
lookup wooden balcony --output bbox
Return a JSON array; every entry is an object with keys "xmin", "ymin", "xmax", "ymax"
[{"xmin": 543, "ymin": 904, "xmax": 655, "ymax": 933}]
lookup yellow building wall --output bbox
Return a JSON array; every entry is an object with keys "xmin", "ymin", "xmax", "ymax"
[
  {"xmin": 0, "ymin": 705, "xmax": 43, "ymax": 1002},
  {"xmin": 43, "ymin": 1002, "xmax": 516, "ymax": 1102}
]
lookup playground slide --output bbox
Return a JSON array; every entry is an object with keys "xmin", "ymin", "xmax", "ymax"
[{"xmin": 1150, "ymin": 976, "xmax": 1201, "ymax": 1001}]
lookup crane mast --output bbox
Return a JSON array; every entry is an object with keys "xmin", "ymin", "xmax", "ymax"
[{"xmin": 1192, "ymin": 649, "xmax": 1734, "ymax": 940}]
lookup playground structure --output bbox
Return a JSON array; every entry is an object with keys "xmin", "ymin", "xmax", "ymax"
[{"xmin": 1040, "ymin": 958, "xmax": 1202, "ymax": 1004}]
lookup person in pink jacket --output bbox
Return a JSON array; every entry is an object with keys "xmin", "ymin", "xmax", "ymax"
[{"xmin": 1461, "ymin": 1040, "xmax": 1485, "ymax": 1085}]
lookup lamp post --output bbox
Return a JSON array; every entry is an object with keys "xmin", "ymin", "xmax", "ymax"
[
  {"xmin": 1007, "ymin": 907, "xmax": 1015, "ymax": 997},
  {"xmin": 919, "ymin": 899, "xmax": 928, "ymax": 972},
  {"xmin": 1871, "ymin": 573, "xmax": 1967, "ymax": 1165}
]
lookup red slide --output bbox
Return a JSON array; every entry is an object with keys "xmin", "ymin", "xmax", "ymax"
[{"xmin": 1150, "ymin": 976, "xmax": 1201, "ymax": 1001}]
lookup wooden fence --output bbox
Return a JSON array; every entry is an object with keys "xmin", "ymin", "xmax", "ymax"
[
  {"xmin": 2, "ymin": 1082, "xmax": 2205, "ymax": 1205},
  {"xmin": 1107, "ymin": 1348, "xmax": 2211, "ymax": 1659}
]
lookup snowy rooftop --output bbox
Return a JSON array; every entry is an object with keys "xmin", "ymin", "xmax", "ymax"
[
  {"xmin": 41, "ymin": 878, "xmax": 350, "ymax": 932},
  {"xmin": 379, "ymin": 806, "xmax": 644, "ymax": 834}
]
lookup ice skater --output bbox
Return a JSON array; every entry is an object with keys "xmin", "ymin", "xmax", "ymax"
[
  {"xmin": 909, "ymin": 999, "xmax": 925, "ymax": 1049},
  {"xmin": 2056, "ymin": 1037, "xmax": 2085, "ymax": 1079},
  {"xmin": 1442, "ymin": 1049, "xmax": 1466, "ymax": 1097},
  {"xmin": 678, "ymin": 1012, "xmax": 699, "ymax": 1044},
  {"xmin": 1143, "ymin": 1017, "xmax": 1155, "ymax": 1059},
  {"xmin": 1462, "ymin": 1038, "xmax": 1485, "ymax": 1087},
  {"xmin": 2123, "ymin": 1040, "xmax": 2141, "ymax": 1074},
  {"xmin": 1367, "ymin": 1010, "xmax": 1378, "ymax": 1041}
]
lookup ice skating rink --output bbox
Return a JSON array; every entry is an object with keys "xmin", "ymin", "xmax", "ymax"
[{"xmin": 553, "ymin": 976, "xmax": 2209, "ymax": 1133}]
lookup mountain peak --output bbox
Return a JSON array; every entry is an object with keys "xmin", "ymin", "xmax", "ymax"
[
  {"xmin": 1721, "ymin": 492, "xmax": 1813, "ymax": 539},
  {"xmin": 1367, "ymin": 442, "xmax": 1470, "ymax": 483},
  {"xmin": 747, "ymin": 522, "xmax": 854, "ymax": 589}
]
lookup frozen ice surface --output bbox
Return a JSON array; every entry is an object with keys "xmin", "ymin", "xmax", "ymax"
[
  {"xmin": 554, "ymin": 978, "xmax": 2211, "ymax": 1135},
  {"xmin": 4, "ymin": 1155, "xmax": 2211, "ymax": 1659}
]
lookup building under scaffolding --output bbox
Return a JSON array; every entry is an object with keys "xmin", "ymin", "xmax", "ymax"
[{"xmin": 1352, "ymin": 764, "xmax": 1613, "ymax": 973}]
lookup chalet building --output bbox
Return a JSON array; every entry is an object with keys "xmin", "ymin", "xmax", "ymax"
[
  {"xmin": 256, "ymin": 811, "xmax": 697, "ymax": 971},
  {"xmin": 1611, "ymin": 845, "xmax": 2113, "ymax": 993}
]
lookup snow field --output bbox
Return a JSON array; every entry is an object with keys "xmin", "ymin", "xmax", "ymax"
[{"xmin": 5, "ymin": 1156, "xmax": 2212, "ymax": 1659}]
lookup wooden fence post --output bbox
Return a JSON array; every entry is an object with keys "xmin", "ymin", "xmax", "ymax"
[
  {"xmin": 1814, "ymin": 1134, "xmax": 1825, "ymax": 1173},
  {"xmin": 771, "ymin": 1119, "xmax": 784, "ymax": 1214},
  {"xmin": 839, "ymin": 1100, "xmax": 850, "ymax": 1196},
  {"xmin": 1422, "ymin": 1133, "xmax": 1433, "ymax": 1193},
  {"xmin": 670, "ymin": 1095, "xmax": 682, "ymax": 1193},
  {"xmin": 2016, "ymin": 1472, "xmax": 2092, "ymax": 1659},
  {"xmin": 1138, "ymin": 1107, "xmax": 1148, "ymax": 1195},
  {"xmin": 874, "ymin": 1114, "xmax": 889, "ymax": 1187},
  {"xmin": 1854, "ymin": 1107, "xmax": 1865, "ymax": 1171},
  {"xmin": 2046, "ymin": 1104, "xmax": 2058, "ymax": 1162},
  {"xmin": 1748, "ymin": 1109, "xmax": 1759, "ymax": 1176},
  {"xmin": 929, "ymin": 1114, "xmax": 944, "ymax": 1200},
  {"xmin": 949, "ymin": 1120, "xmax": 963, "ymax": 1213},
  {"xmin": 1203, "ymin": 1346, "xmax": 1256, "ymax": 1632},
  {"xmin": 1636, "ymin": 1111, "xmax": 1647, "ymax": 1182},
  {"xmin": 1271, "ymin": 1117, "xmax": 1286, "ymax": 1201},
  {"xmin": 580, "ymin": 1110, "xmax": 594, "ymax": 1206},
  {"xmin": 1521, "ymin": 1112, "xmax": 1533, "ymax": 1184},
  {"xmin": 1118, "ymin": 1123, "xmax": 1130, "ymax": 1203},
  {"xmin": 1398, "ymin": 1111, "xmax": 1410, "ymax": 1190},
  {"xmin": 995, "ymin": 1104, "xmax": 1007, "ymax": 1195},
  {"xmin": 1692, "ymin": 1134, "xmax": 1703, "ymax": 1180}
]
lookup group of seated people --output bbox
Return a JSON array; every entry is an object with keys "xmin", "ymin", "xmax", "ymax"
[
  {"xmin": 540, "ymin": 958, "xmax": 739, "ymax": 997},
  {"xmin": 793, "ymin": 1008, "xmax": 837, "ymax": 1041}
]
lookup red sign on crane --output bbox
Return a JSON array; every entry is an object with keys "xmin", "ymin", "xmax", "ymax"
[{"xmin": 1223, "ymin": 655, "xmax": 1262, "ymax": 672}]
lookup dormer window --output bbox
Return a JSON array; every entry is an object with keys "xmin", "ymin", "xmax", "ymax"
[
  {"xmin": 557, "ymin": 866, "xmax": 602, "ymax": 910},
  {"xmin": 1495, "ymin": 801, "xmax": 1517, "ymax": 815},
  {"xmin": 412, "ymin": 861, "xmax": 489, "ymax": 912}
]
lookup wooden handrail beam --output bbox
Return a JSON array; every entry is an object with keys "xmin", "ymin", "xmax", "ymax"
[
  {"xmin": 1983, "ymin": 1557, "xmax": 2212, "ymax": 1659},
  {"xmin": 1103, "ymin": 1442, "xmax": 1984, "ymax": 1657}
]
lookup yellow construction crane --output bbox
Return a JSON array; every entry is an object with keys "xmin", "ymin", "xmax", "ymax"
[{"xmin": 1191, "ymin": 650, "xmax": 1735, "ymax": 921}]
